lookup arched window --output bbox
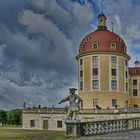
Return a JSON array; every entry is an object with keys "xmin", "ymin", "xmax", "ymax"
[
  {"xmin": 110, "ymin": 43, "xmax": 116, "ymax": 50},
  {"xmin": 92, "ymin": 42, "xmax": 99, "ymax": 49}
]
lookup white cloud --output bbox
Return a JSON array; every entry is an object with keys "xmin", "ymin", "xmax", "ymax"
[
  {"xmin": 28, "ymin": 0, "xmax": 93, "ymax": 44},
  {"xmin": 2, "ymin": 0, "xmax": 140, "ymax": 109},
  {"xmin": 19, "ymin": 10, "xmax": 75, "ymax": 67}
]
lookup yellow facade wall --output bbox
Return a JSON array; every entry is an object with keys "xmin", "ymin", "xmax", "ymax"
[
  {"xmin": 118, "ymin": 57, "xmax": 125, "ymax": 92},
  {"xmin": 78, "ymin": 53, "xmax": 131, "ymax": 109},
  {"xmin": 83, "ymin": 56, "xmax": 91, "ymax": 91},
  {"xmin": 79, "ymin": 92, "xmax": 130, "ymax": 109},
  {"xmin": 100, "ymin": 56, "xmax": 109, "ymax": 91}
]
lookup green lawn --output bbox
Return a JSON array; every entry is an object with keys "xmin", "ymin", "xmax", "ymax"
[
  {"xmin": 0, "ymin": 129, "xmax": 66, "ymax": 140},
  {"xmin": 0, "ymin": 124, "xmax": 22, "ymax": 128}
]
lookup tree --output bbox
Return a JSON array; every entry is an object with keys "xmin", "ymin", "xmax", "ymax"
[
  {"xmin": 7, "ymin": 109, "xmax": 22, "ymax": 125},
  {"xmin": 0, "ymin": 110, "xmax": 7, "ymax": 126}
]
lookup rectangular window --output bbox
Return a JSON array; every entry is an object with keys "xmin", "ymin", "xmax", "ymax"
[
  {"xmin": 57, "ymin": 121, "xmax": 62, "ymax": 128},
  {"xmin": 93, "ymin": 99, "xmax": 99, "ymax": 106},
  {"xmin": 111, "ymin": 80, "xmax": 117, "ymax": 90},
  {"xmin": 80, "ymin": 59, "xmax": 83, "ymax": 65},
  {"xmin": 80, "ymin": 70, "xmax": 83, "ymax": 78},
  {"xmin": 92, "ymin": 80, "xmax": 99, "ymax": 89},
  {"xmin": 126, "ymin": 82, "xmax": 128, "ymax": 91},
  {"xmin": 111, "ymin": 56, "xmax": 117, "ymax": 63},
  {"xmin": 133, "ymin": 89, "xmax": 138, "ymax": 96},
  {"xmin": 80, "ymin": 81, "xmax": 83, "ymax": 90},
  {"xmin": 125, "ymin": 60, "xmax": 128, "ymax": 66},
  {"xmin": 133, "ymin": 79, "xmax": 137, "ymax": 85},
  {"xmin": 92, "ymin": 56, "xmax": 98, "ymax": 63},
  {"xmin": 92, "ymin": 42, "xmax": 98, "ymax": 49},
  {"xmin": 111, "ymin": 68, "xmax": 116, "ymax": 76},
  {"xmin": 125, "ymin": 71, "xmax": 128, "ymax": 78},
  {"xmin": 112, "ymin": 99, "xmax": 117, "ymax": 107},
  {"xmin": 30, "ymin": 120, "xmax": 35, "ymax": 127},
  {"xmin": 110, "ymin": 43, "xmax": 116, "ymax": 49},
  {"xmin": 93, "ymin": 68, "xmax": 98, "ymax": 76},
  {"xmin": 134, "ymin": 105, "xmax": 138, "ymax": 107},
  {"xmin": 81, "ymin": 100, "xmax": 83, "ymax": 109}
]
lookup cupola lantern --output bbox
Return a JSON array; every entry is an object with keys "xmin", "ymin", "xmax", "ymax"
[{"xmin": 97, "ymin": 11, "xmax": 107, "ymax": 30}]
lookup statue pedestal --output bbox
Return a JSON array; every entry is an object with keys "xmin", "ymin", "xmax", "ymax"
[{"xmin": 65, "ymin": 120, "xmax": 82, "ymax": 138}]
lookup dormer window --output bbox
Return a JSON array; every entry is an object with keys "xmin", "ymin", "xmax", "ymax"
[
  {"xmin": 92, "ymin": 42, "xmax": 99, "ymax": 49},
  {"xmin": 85, "ymin": 37, "xmax": 90, "ymax": 42},
  {"xmin": 132, "ymin": 70, "xmax": 136, "ymax": 74},
  {"xmin": 117, "ymin": 37, "xmax": 122, "ymax": 42},
  {"xmin": 80, "ymin": 45, "xmax": 84, "ymax": 53},
  {"xmin": 124, "ymin": 46, "xmax": 127, "ymax": 52},
  {"xmin": 110, "ymin": 43, "xmax": 116, "ymax": 50}
]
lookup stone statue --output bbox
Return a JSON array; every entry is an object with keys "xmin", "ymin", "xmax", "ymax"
[{"xmin": 59, "ymin": 88, "xmax": 81, "ymax": 120}]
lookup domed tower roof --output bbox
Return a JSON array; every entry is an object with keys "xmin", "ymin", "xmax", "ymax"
[{"xmin": 76, "ymin": 12, "xmax": 130, "ymax": 60}]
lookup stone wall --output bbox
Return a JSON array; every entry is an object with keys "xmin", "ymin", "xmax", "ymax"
[
  {"xmin": 22, "ymin": 108, "xmax": 66, "ymax": 131},
  {"xmin": 22, "ymin": 108, "xmax": 140, "ymax": 131},
  {"xmin": 81, "ymin": 113, "xmax": 140, "ymax": 122}
]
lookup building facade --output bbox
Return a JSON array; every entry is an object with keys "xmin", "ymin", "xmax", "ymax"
[
  {"xmin": 22, "ymin": 12, "xmax": 140, "ymax": 130},
  {"xmin": 76, "ymin": 12, "xmax": 140, "ymax": 109},
  {"xmin": 22, "ymin": 108, "xmax": 66, "ymax": 131},
  {"xmin": 129, "ymin": 63, "xmax": 140, "ymax": 107}
]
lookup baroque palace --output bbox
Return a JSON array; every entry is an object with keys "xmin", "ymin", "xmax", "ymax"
[
  {"xmin": 22, "ymin": 12, "xmax": 140, "ymax": 131},
  {"xmin": 76, "ymin": 12, "xmax": 140, "ymax": 109}
]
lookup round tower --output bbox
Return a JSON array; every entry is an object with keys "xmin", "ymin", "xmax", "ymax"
[{"xmin": 76, "ymin": 12, "xmax": 131, "ymax": 109}]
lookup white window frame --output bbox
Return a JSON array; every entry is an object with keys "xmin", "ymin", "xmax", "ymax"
[
  {"xmin": 110, "ymin": 43, "xmax": 116, "ymax": 50},
  {"xmin": 92, "ymin": 68, "xmax": 98, "ymax": 76},
  {"xmin": 92, "ymin": 42, "xmax": 99, "ymax": 49},
  {"xmin": 92, "ymin": 56, "xmax": 98, "ymax": 64},
  {"xmin": 111, "ymin": 68, "xmax": 117, "ymax": 76},
  {"xmin": 133, "ymin": 89, "xmax": 138, "ymax": 97},
  {"xmin": 111, "ymin": 56, "xmax": 117, "ymax": 63},
  {"xmin": 112, "ymin": 99, "xmax": 117, "ymax": 107},
  {"xmin": 111, "ymin": 80, "xmax": 117, "ymax": 91},
  {"xmin": 92, "ymin": 80, "xmax": 99, "ymax": 89},
  {"xmin": 57, "ymin": 120, "xmax": 62, "ymax": 128},
  {"xmin": 30, "ymin": 120, "xmax": 35, "ymax": 127},
  {"xmin": 85, "ymin": 37, "xmax": 90, "ymax": 42}
]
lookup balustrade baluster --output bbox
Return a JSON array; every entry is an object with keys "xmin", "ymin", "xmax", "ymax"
[{"xmin": 65, "ymin": 117, "xmax": 140, "ymax": 137}]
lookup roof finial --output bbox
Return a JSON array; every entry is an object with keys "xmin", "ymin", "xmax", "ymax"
[
  {"xmin": 100, "ymin": 0, "xmax": 104, "ymax": 14},
  {"xmin": 134, "ymin": 57, "xmax": 139, "ymax": 67},
  {"xmin": 111, "ymin": 21, "xmax": 114, "ymax": 32}
]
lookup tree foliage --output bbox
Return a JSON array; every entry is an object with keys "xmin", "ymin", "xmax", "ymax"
[
  {"xmin": 7, "ymin": 109, "xmax": 22, "ymax": 125},
  {"xmin": 0, "ymin": 110, "xmax": 7, "ymax": 126}
]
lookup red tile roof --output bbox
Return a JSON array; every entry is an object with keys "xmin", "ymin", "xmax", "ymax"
[
  {"xmin": 129, "ymin": 67, "xmax": 140, "ymax": 76},
  {"xmin": 78, "ymin": 30, "xmax": 129, "ymax": 57}
]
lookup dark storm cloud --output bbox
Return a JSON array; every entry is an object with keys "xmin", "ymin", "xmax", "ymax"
[
  {"xmin": 0, "ymin": 0, "xmax": 29, "ymax": 30},
  {"xmin": 100, "ymin": 0, "xmax": 140, "ymax": 65},
  {"xmin": 0, "ymin": 0, "xmax": 139, "ymax": 109},
  {"xmin": 0, "ymin": 0, "xmax": 93, "ymax": 109}
]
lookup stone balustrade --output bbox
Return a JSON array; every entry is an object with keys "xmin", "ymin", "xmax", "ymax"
[{"xmin": 65, "ymin": 117, "xmax": 140, "ymax": 138}]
